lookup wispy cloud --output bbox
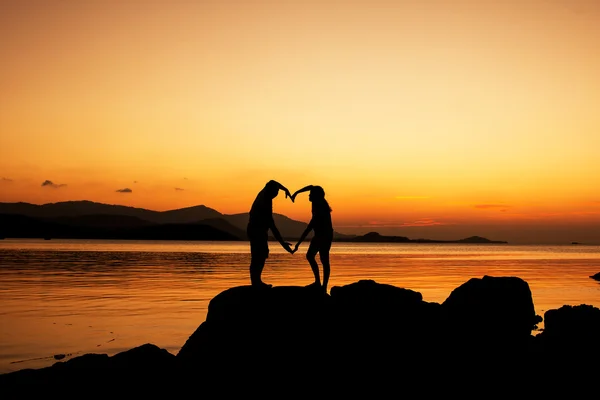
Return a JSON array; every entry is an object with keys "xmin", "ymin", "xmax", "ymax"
[
  {"xmin": 550, "ymin": 0, "xmax": 600, "ymax": 15},
  {"xmin": 363, "ymin": 218, "xmax": 447, "ymax": 227},
  {"xmin": 1, "ymin": 177, "xmax": 13, "ymax": 182},
  {"xmin": 571, "ymin": 211, "xmax": 600, "ymax": 216},
  {"xmin": 41, "ymin": 180, "xmax": 66, "ymax": 188},
  {"xmin": 175, "ymin": 187, "xmax": 184, "ymax": 191},
  {"xmin": 395, "ymin": 196, "xmax": 430, "ymax": 200},
  {"xmin": 116, "ymin": 188, "xmax": 132, "ymax": 193},
  {"xmin": 474, "ymin": 204, "xmax": 509, "ymax": 209},
  {"xmin": 400, "ymin": 219, "xmax": 445, "ymax": 227}
]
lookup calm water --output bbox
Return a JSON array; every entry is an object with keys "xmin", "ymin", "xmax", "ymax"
[{"xmin": 1, "ymin": 238, "xmax": 600, "ymax": 374}]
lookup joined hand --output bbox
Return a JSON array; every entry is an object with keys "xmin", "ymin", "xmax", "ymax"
[
  {"xmin": 285, "ymin": 190, "xmax": 293, "ymax": 202},
  {"xmin": 282, "ymin": 242, "xmax": 294, "ymax": 254}
]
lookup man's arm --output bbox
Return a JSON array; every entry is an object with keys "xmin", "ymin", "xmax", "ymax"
[
  {"xmin": 270, "ymin": 218, "xmax": 293, "ymax": 253},
  {"xmin": 270, "ymin": 180, "xmax": 292, "ymax": 200},
  {"xmin": 291, "ymin": 185, "xmax": 313, "ymax": 202}
]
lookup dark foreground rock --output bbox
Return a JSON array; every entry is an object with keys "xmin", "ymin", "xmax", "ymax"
[{"xmin": 2, "ymin": 275, "xmax": 600, "ymax": 395}]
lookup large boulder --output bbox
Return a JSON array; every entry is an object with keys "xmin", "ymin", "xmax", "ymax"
[
  {"xmin": 533, "ymin": 304, "xmax": 600, "ymax": 379},
  {"xmin": 177, "ymin": 280, "xmax": 441, "ymax": 383},
  {"xmin": 177, "ymin": 285, "xmax": 331, "ymax": 375},
  {"xmin": 328, "ymin": 279, "xmax": 441, "ymax": 359},
  {"xmin": 441, "ymin": 275, "xmax": 541, "ymax": 349},
  {"xmin": 536, "ymin": 304, "xmax": 600, "ymax": 348}
]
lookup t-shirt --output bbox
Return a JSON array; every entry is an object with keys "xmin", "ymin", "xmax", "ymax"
[
  {"xmin": 312, "ymin": 207, "xmax": 333, "ymax": 237},
  {"xmin": 248, "ymin": 190, "xmax": 273, "ymax": 232}
]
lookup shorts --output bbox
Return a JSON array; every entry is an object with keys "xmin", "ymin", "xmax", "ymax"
[
  {"xmin": 307, "ymin": 234, "xmax": 333, "ymax": 255},
  {"xmin": 247, "ymin": 227, "xmax": 269, "ymax": 259}
]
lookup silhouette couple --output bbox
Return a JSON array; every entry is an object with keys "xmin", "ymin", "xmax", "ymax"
[{"xmin": 247, "ymin": 180, "xmax": 333, "ymax": 294}]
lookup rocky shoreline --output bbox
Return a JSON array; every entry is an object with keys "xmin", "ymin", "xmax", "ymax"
[{"xmin": 2, "ymin": 275, "xmax": 600, "ymax": 394}]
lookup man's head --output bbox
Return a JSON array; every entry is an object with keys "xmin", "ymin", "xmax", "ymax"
[{"xmin": 264, "ymin": 180, "xmax": 281, "ymax": 199}]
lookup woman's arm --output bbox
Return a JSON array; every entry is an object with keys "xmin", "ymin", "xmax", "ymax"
[{"xmin": 291, "ymin": 185, "xmax": 313, "ymax": 202}]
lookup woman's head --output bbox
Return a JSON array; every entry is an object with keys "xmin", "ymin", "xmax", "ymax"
[
  {"xmin": 308, "ymin": 186, "xmax": 325, "ymax": 201},
  {"xmin": 309, "ymin": 186, "xmax": 331, "ymax": 212}
]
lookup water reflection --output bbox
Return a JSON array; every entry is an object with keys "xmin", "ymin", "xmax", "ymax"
[{"xmin": 1, "ymin": 240, "xmax": 600, "ymax": 374}]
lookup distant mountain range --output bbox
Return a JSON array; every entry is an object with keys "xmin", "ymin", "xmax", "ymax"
[
  {"xmin": 0, "ymin": 201, "xmax": 507, "ymax": 244},
  {"xmin": 0, "ymin": 200, "xmax": 349, "ymax": 241}
]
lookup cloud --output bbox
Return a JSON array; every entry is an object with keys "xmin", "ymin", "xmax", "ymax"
[
  {"xmin": 363, "ymin": 218, "xmax": 447, "ymax": 227},
  {"xmin": 399, "ymin": 219, "xmax": 445, "ymax": 227},
  {"xmin": 572, "ymin": 211, "xmax": 600, "ymax": 216},
  {"xmin": 549, "ymin": 0, "xmax": 600, "ymax": 15},
  {"xmin": 133, "ymin": 181, "xmax": 138, "ymax": 184},
  {"xmin": 175, "ymin": 187, "xmax": 184, "ymax": 191},
  {"xmin": 474, "ymin": 204, "xmax": 509, "ymax": 209},
  {"xmin": 41, "ymin": 180, "xmax": 67, "ymax": 188},
  {"xmin": 1, "ymin": 177, "xmax": 13, "ymax": 182},
  {"xmin": 116, "ymin": 188, "xmax": 132, "ymax": 193},
  {"xmin": 395, "ymin": 196, "xmax": 430, "ymax": 200}
]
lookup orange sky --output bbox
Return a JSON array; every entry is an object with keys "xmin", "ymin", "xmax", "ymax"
[{"xmin": 1, "ymin": 0, "xmax": 599, "ymax": 244}]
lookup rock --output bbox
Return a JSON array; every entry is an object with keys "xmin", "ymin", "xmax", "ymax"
[
  {"xmin": 538, "ymin": 304, "xmax": 600, "ymax": 344},
  {"xmin": 177, "ymin": 285, "xmax": 331, "ymax": 375},
  {"xmin": 533, "ymin": 304, "xmax": 600, "ymax": 378},
  {"xmin": 441, "ymin": 275, "xmax": 541, "ymax": 345},
  {"xmin": 2, "ymin": 276, "xmax": 599, "ymax": 392},
  {"xmin": 0, "ymin": 344, "xmax": 176, "ymax": 392},
  {"xmin": 328, "ymin": 279, "xmax": 441, "ymax": 359},
  {"xmin": 109, "ymin": 343, "xmax": 176, "ymax": 369}
]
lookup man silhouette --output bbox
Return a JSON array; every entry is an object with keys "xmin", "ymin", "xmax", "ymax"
[{"xmin": 247, "ymin": 180, "xmax": 294, "ymax": 288}]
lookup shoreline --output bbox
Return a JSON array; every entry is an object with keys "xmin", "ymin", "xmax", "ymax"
[{"xmin": 3, "ymin": 276, "xmax": 600, "ymax": 382}]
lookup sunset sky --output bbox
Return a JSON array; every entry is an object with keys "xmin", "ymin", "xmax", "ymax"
[{"xmin": 1, "ymin": 0, "xmax": 599, "ymax": 244}]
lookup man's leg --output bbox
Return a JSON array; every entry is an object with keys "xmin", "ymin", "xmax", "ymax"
[
  {"xmin": 249, "ymin": 234, "xmax": 271, "ymax": 287},
  {"xmin": 250, "ymin": 255, "xmax": 268, "ymax": 286}
]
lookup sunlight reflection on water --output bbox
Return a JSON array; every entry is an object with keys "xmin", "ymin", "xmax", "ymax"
[{"xmin": 1, "ymin": 239, "xmax": 600, "ymax": 373}]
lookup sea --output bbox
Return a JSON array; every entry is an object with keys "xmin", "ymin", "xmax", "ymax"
[{"xmin": 1, "ymin": 238, "xmax": 599, "ymax": 374}]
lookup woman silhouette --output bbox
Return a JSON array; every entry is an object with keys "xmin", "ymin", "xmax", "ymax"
[{"xmin": 292, "ymin": 185, "xmax": 333, "ymax": 294}]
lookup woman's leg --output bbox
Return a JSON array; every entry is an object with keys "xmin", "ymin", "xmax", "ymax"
[
  {"xmin": 319, "ymin": 247, "xmax": 331, "ymax": 294},
  {"xmin": 306, "ymin": 241, "xmax": 320, "ymax": 286}
]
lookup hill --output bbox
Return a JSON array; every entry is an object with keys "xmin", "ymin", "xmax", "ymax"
[
  {"xmin": 0, "ymin": 201, "xmax": 505, "ymax": 243},
  {"xmin": 0, "ymin": 201, "xmax": 352, "ymax": 240},
  {"xmin": 193, "ymin": 217, "xmax": 247, "ymax": 240},
  {"xmin": 0, "ymin": 201, "xmax": 221, "ymax": 225},
  {"xmin": 0, "ymin": 213, "xmax": 240, "ymax": 241}
]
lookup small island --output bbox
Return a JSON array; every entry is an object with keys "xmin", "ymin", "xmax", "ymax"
[{"xmin": 336, "ymin": 232, "xmax": 508, "ymax": 244}]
